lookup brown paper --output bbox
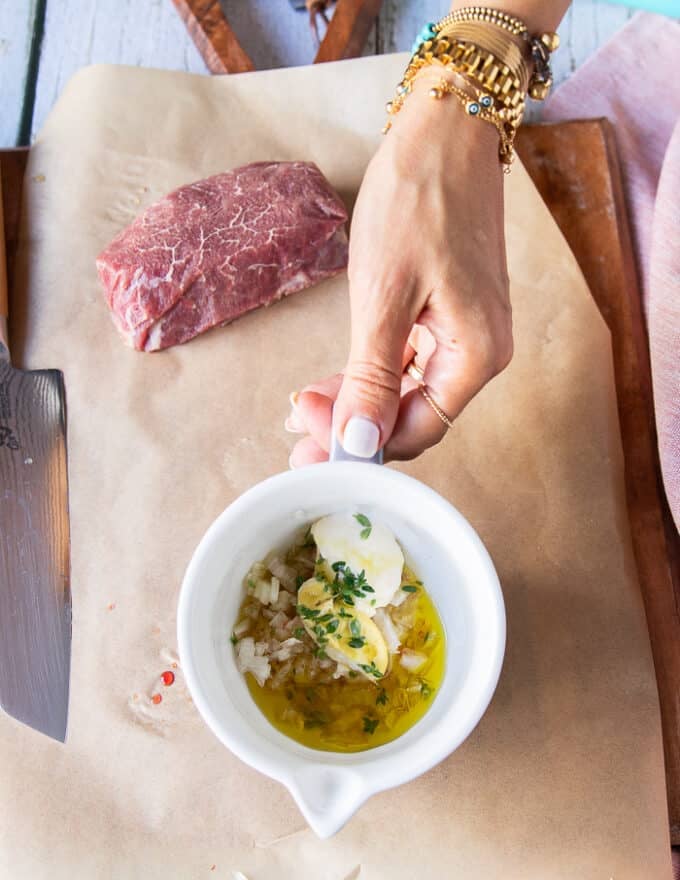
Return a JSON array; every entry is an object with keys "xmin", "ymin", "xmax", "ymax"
[{"xmin": 2, "ymin": 56, "xmax": 671, "ymax": 878}]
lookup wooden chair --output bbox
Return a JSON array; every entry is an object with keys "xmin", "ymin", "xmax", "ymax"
[{"xmin": 171, "ymin": 0, "xmax": 384, "ymax": 73}]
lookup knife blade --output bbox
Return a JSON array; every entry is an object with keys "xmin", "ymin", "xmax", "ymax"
[{"xmin": 0, "ymin": 164, "xmax": 71, "ymax": 742}]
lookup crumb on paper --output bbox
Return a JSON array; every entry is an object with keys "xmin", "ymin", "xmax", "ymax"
[
  {"xmin": 151, "ymin": 625, "xmax": 161, "ymax": 636},
  {"xmin": 31, "ymin": 174, "xmax": 46, "ymax": 183},
  {"xmin": 343, "ymin": 867, "xmax": 362, "ymax": 880},
  {"xmin": 107, "ymin": 603, "xmax": 116, "ymax": 611}
]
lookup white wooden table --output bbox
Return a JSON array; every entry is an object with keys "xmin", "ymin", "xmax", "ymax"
[{"xmin": 1, "ymin": 0, "xmax": 635, "ymax": 148}]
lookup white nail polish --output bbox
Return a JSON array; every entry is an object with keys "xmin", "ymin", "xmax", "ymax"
[
  {"xmin": 288, "ymin": 454, "xmax": 296, "ymax": 470},
  {"xmin": 342, "ymin": 417, "xmax": 380, "ymax": 459}
]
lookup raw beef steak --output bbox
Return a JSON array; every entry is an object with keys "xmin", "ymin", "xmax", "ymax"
[{"xmin": 96, "ymin": 162, "xmax": 348, "ymax": 351}]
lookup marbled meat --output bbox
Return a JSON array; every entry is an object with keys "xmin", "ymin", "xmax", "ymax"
[{"xmin": 96, "ymin": 161, "xmax": 348, "ymax": 351}]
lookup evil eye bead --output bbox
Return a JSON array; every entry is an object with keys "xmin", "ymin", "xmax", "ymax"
[
  {"xmin": 466, "ymin": 101, "xmax": 481, "ymax": 116},
  {"xmin": 479, "ymin": 94, "xmax": 493, "ymax": 108}
]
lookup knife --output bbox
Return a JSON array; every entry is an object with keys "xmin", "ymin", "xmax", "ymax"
[{"xmin": 0, "ymin": 163, "xmax": 71, "ymax": 742}]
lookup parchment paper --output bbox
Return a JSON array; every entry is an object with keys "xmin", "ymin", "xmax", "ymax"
[{"xmin": 1, "ymin": 55, "xmax": 671, "ymax": 878}]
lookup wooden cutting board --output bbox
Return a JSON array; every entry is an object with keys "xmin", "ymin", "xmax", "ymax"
[
  {"xmin": 516, "ymin": 123, "xmax": 680, "ymax": 844},
  {"xmin": 2, "ymin": 118, "xmax": 679, "ymax": 841}
]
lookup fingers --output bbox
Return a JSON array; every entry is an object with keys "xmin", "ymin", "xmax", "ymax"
[
  {"xmin": 385, "ymin": 389, "xmax": 449, "ymax": 461},
  {"xmin": 289, "ymin": 435, "xmax": 329, "ymax": 468},
  {"xmin": 289, "ymin": 388, "xmax": 335, "ymax": 452},
  {"xmin": 407, "ymin": 324, "xmax": 436, "ymax": 367},
  {"xmin": 288, "ymin": 297, "xmax": 512, "ymax": 465},
  {"xmin": 387, "ymin": 303, "xmax": 513, "ymax": 461},
  {"xmin": 332, "ymin": 283, "xmax": 416, "ymax": 458},
  {"xmin": 287, "ymin": 334, "xmax": 422, "ymax": 459}
]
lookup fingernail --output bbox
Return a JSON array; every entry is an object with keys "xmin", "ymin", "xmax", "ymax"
[
  {"xmin": 342, "ymin": 417, "xmax": 380, "ymax": 459},
  {"xmin": 284, "ymin": 413, "xmax": 305, "ymax": 434},
  {"xmin": 288, "ymin": 454, "xmax": 297, "ymax": 470},
  {"xmin": 289, "ymin": 391, "xmax": 300, "ymax": 409}
]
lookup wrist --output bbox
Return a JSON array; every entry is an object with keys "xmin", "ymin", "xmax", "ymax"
[{"xmin": 388, "ymin": 69, "xmax": 500, "ymax": 164}]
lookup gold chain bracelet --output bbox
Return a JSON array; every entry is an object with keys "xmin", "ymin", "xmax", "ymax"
[
  {"xmin": 428, "ymin": 76, "xmax": 515, "ymax": 164},
  {"xmin": 438, "ymin": 7, "xmax": 560, "ymax": 98},
  {"xmin": 383, "ymin": 8, "xmax": 560, "ymax": 167}
]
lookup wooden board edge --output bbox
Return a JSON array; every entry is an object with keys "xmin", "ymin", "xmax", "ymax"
[
  {"xmin": 0, "ymin": 148, "xmax": 29, "ymax": 298},
  {"xmin": 518, "ymin": 120, "xmax": 680, "ymax": 843}
]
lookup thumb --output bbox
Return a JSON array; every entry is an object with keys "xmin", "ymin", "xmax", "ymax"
[{"xmin": 334, "ymin": 292, "xmax": 412, "ymax": 458}]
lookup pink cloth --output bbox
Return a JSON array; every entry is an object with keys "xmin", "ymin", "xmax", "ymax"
[{"xmin": 543, "ymin": 13, "xmax": 680, "ymax": 530}]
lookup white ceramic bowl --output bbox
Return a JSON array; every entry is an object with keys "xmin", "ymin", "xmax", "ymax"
[{"xmin": 177, "ymin": 462, "xmax": 505, "ymax": 838}]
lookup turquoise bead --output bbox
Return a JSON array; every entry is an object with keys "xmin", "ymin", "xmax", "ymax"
[{"xmin": 412, "ymin": 21, "xmax": 437, "ymax": 55}]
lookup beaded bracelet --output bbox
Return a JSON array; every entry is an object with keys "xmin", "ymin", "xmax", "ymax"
[{"xmin": 384, "ymin": 8, "xmax": 560, "ymax": 167}]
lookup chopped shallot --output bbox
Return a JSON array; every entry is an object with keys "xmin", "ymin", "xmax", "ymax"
[
  {"xmin": 285, "ymin": 615, "xmax": 303, "ymax": 634},
  {"xmin": 270, "ymin": 610, "xmax": 289, "ymax": 640},
  {"xmin": 250, "ymin": 576, "xmax": 280, "ymax": 606},
  {"xmin": 251, "ymin": 578, "xmax": 271, "ymax": 604},
  {"xmin": 233, "ymin": 619, "xmax": 250, "ymax": 637},
  {"xmin": 399, "ymin": 649, "xmax": 427, "ymax": 671},
  {"xmin": 271, "ymin": 589, "xmax": 294, "ymax": 612},
  {"xmin": 374, "ymin": 608, "xmax": 400, "ymax": 654},
  {"xmin": 389, "ymin": 587, "xmax": 409, "ymax": 607},
  {"xmin": 267, "ymin": 556, "xmax": 298, "ymax": 590},
  {"xmin": 270, "ymin": 637, "xmax": 304, "ymax": 662},
  {"xmin": 235, "ymin": 637, "xmax": 271, "ymax": 686}
]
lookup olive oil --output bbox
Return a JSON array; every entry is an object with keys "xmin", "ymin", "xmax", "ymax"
[{"xmin": 243, "ymin": 575, "xmax": 445, "ymax": 752}]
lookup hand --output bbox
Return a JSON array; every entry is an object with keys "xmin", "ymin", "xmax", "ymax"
[{"xmin": 287, "ymin": 70, "xmax": 513, "ymax": 465}]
